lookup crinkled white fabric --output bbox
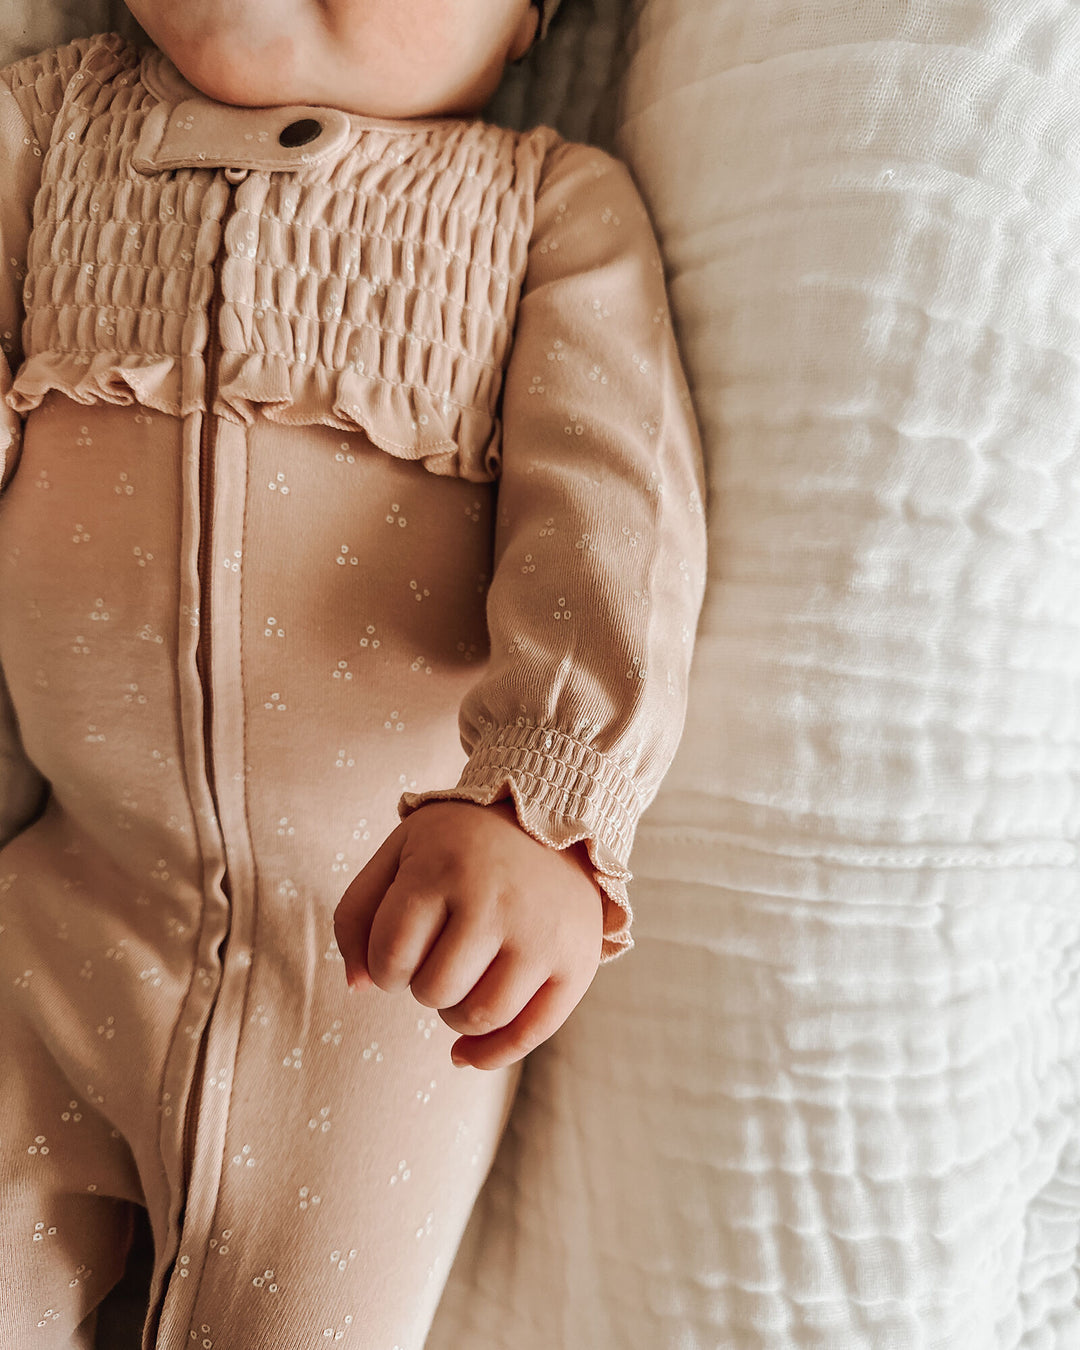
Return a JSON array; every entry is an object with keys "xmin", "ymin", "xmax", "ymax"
[
  {"xmin": 433, "ymin": 2, "xmax": 1080, "ymax": 1350},
  {"xmin": 6, "ymin": 0, "xmax": 1080, "ymax": 1348}
]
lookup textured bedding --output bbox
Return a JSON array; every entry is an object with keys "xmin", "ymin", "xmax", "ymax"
[{"xmin": 3, "ymin": 0, "xmax": 1079, "ymax": 1347}]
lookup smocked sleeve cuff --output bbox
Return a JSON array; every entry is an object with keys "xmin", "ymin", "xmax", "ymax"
[{"xmin": 397, "ymin": 722, "xmax": 638, "ymax": 964}]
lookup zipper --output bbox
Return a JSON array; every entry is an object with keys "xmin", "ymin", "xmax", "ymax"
[{"xmin": 181, "ymin": 169, "xmax": 246, "ymax": 1189}]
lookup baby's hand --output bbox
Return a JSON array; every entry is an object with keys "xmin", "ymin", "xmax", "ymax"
[{"xmin": 332, "ymin": 799, "xmax": 604, "ymax": 1071}]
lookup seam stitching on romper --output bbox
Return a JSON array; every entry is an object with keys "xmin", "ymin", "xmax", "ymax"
[
  {"xmin": 183, "ymin": 415, "xmax": 261, "ymax": 1332},
  {"xmin": 152, "ymin": 409, "xmax": 218, "ymax": 1320}
]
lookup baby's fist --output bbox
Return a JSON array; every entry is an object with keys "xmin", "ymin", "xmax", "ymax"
[{"xmin": 332, "ymin": 799, "xmax": 604, "ymax": 1070}]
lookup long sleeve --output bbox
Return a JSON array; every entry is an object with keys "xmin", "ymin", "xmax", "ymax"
[
  {"xmin": 0, "ymin": 42, "xmax": 90, "ymax": 845},
  {"xmin": 397, "ymin": 139, "xmax": 708, "ymax": 964}
]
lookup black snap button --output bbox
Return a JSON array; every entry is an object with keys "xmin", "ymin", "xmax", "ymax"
[{"xmin": 279, "ymin": 118, "xmax": 323, "ymax": 148}]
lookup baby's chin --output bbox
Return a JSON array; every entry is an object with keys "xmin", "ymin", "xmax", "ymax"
[{"xmin": 163, "ymin": 33, "xmax": 485, "ymax": 119}]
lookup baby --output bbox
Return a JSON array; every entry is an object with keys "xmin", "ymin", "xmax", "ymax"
[{"xmin": 0, "ymin": 1, "xmax": 707, "ymax": 1346}]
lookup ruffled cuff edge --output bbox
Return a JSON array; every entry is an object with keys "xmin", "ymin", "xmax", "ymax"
[{"xmin": 397, "ymin": 723, "xmax": 641, "ymax": 965}]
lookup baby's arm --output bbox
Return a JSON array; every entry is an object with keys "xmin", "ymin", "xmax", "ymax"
[
  {"xmin": 335, "ymin": 138, "xmax": 708, "ymax": 1068},
  {"xmin": 0, "ymin": 52, "xmax": 59, "ymax": 848}
]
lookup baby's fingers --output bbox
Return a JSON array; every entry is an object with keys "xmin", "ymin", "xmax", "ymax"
[
  {"xmin": 367, "ymin": 878, "xmax": 449, "ymax": 994},
  {"xmin": 332, "ymin": 826, "xmax": 406, "ymax": 989},
  {"xmin": 446, "ymin": 965, "xmax": 575, "ymax": 1072}
]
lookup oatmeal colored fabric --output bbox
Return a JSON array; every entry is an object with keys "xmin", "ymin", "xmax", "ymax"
[{"xmin": 0, "ymin": 29, "xmax": 706, "ymax": 1350}]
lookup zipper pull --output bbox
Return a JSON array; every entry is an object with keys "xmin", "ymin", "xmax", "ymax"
[{"xmin": 223, "ymin": 167, "xmax": 249, "ymax": 185}]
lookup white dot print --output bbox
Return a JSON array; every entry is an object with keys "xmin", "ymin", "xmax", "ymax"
[
  {"xmin": 322, "ymin": 1316, "xmax": 354, "ymax": 1341},
  {"xmin": 334, "ymin": 749, "xmax": 356, "ymax": 769},
  {"xmin": 72, "ymin": 523, "xmax": 90, "ymax": 543},
  {"xmin": 298, "ymin": 1186, "xmax": 322, "ymax": 1211},
  {"xmin": 114, "ymin": 472, "xmax": 134, "ymax": 496},
  {"xmin": 268, "ymin": 471, "xmax": 290, "ymax": 495},
  {"xmin": 320, "ymin": 1019, "xmax": 344, "ymax": 1048},
  {"xmin": 76, "ymin": 425, "xmax": 93, "ymax": 447},
  {"xmin": 264, "ymin": 616, "xmax": 285, "ymax": 638},
  {"xmin": 308, "ymin": 1105, "xmax": 332, "ymax": 1133},
  {"xmin": 332, "ymin": 660, "xmax": 353, "ymax": 681},
  {"xmin": 389, "ymin": 1159, "xmax": 411, "ymax": 1186},
  {"xmin": 336, "ymin": 544, "xmax": 359, "ymax": 566},
  {"xmin": 251, "ymin": 1268, "xmax": 279, "ymax": 1293},
  {"xmin": 383, "ymin": 710, "xmax": 405, "ymax": 732},
  {"xmin": 329, "ymin": 1247, "xmax": 358, "ymax": 1274},
  {"xmin": 27, "ymin": 1135, "xmax": 49, "ymax": 1156},
  {"xmin": 231, "ymin": 1143, "xmax": 257, "ymax": 1167},
  {"xmin": 553, "ymin": 596, "xmax": 572, "ymax": 621},
  {"xmin": 409, "ymin": 654, "xmax": 432, "ymax": 674},
  {"xmin": 264, "ymin": 692, "xmax": 287, "ymax": 711},
  {"xmin": 89, "ymin": 598, "xmax": 110, "ymax": 622},
  {"xmin": 32, "ymin": 1221, "xmax": 58, "ymax": 1242},
  {"xmin": 385, "ymin": 501, "xmax": 407, "ymax": 527},
  {"xmin": 358, "ymin": 624, "xmax": 379, "ymax": 649},
  {"xmin": 408, "ymin": 579, "xmax": 430, "ymax": 602},
  {"xmin": 361, "ymin": 1041, "xmax": 383, "ymax": 1062},
  {"xmin": 334, "ymin": 442, "xmax": 356, "ymax": 464}
]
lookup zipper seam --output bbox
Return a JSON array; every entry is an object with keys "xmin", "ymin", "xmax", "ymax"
[{"xmin": 181, "ymin": 178, "xmax": 239, "ymax": 1187}]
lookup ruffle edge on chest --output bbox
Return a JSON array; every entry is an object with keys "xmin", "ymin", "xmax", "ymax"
[{"xmin": 5, "ymin": 347, "xmax": 504, "ymax": 482}]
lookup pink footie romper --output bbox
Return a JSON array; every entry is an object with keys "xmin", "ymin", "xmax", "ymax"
[{"xmin": 0, "ymin": 32, "xmax": 707, "ymax": 1350}]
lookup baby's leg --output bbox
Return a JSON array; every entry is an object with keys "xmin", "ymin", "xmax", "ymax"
[
  {"xmin": 156, "ymin": 966, "xmax": 522, "ymax": 1350},
  {"xmin": 0, "ymin": 1009, "xmax": 145, "ymax": 1349}
]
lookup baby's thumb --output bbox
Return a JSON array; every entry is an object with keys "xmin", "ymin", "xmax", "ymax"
[{"xmin": 333, "ymin": 824, "xmax": 405, "ymax": 989}]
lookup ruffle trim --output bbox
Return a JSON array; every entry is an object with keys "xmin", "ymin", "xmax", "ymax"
[
  {"xmin": 5, "ymin": 352, "xmax": 503, "ymax": 483},
  {"xmin": 397, "ymin": 724, "xmax": 642, "ymax": 965}
]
